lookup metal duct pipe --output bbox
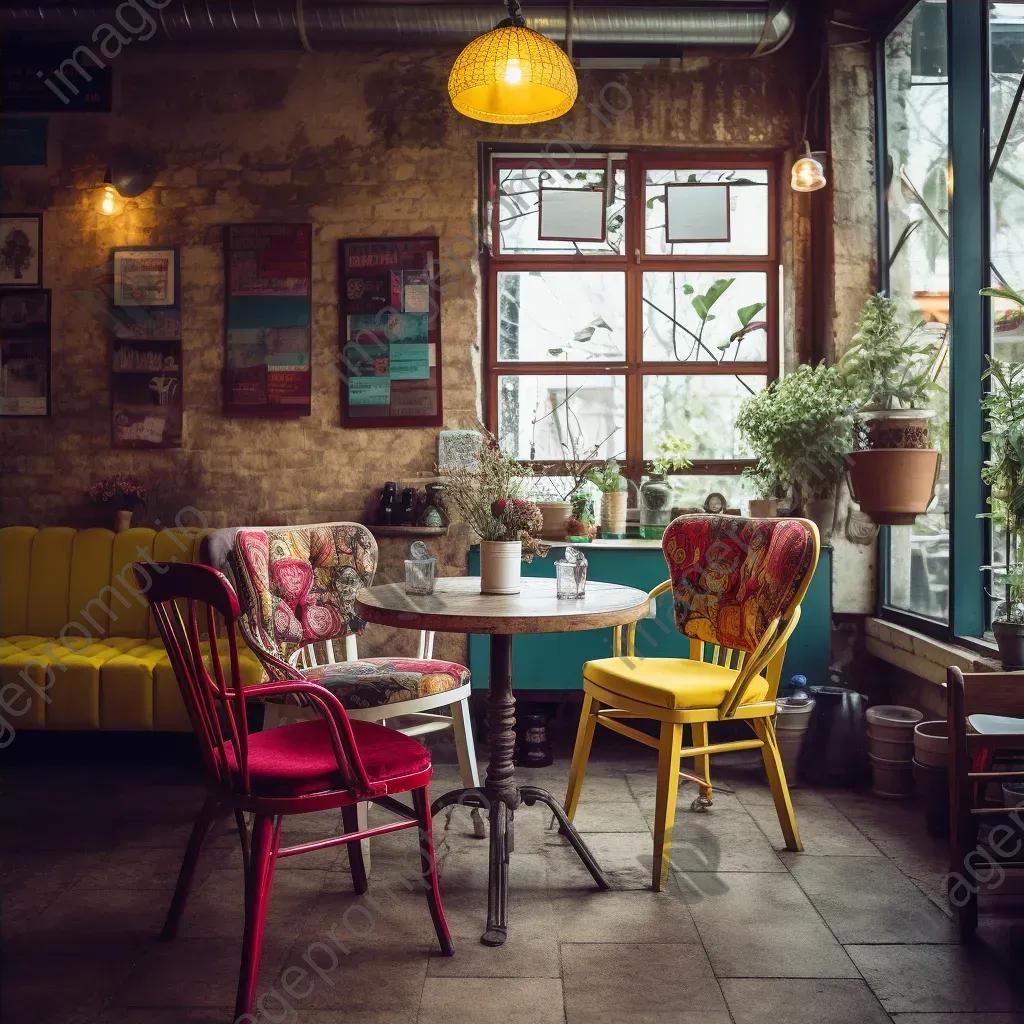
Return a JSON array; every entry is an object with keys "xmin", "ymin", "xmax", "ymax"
[{"xmin": 0, "ymin": 1, "xmax": 795, "ymax": 55}]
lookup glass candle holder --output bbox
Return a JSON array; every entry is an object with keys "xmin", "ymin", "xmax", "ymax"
[
  {"xmin": 405, "ymin": 557, "xmax": 436, "ymax": 596},
  {"xmin": 555, "ymin": 557, "xmax": 587, "ymax": 600}
]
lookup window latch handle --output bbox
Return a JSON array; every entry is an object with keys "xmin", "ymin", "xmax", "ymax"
[{"xmin": 634, "ymin": 247, "xmax": 641, "ymax": 265}]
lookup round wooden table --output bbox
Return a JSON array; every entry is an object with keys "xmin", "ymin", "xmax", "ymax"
[{"xmin": 355, "ymin": 575, "xmax": 651, "ymax": 946}]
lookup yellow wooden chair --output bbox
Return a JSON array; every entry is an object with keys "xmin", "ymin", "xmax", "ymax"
[{"xmin": 563, "ymin": 513, "xmax": 820, "ymax": 891}]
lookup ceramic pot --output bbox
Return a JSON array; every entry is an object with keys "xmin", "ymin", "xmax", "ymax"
[
  {"xmin": 774, "ymin": 697, "xmax": 816, "ymax": 786},
  {"xmin": 913, "ymin": 720, "xmax": 947, "ymax": 768},
  {"xmin": 803, "ymin": 497, "xmax": 836, "ymax": 545},
  {"xmin": 846, "ymin": 448, "xmax": 941, "ymax": 526},
  {"xmin": 748, "ymin": 498, "xmax": 778, "ymax": 518},
  {"xmin": 799, "ymin": 685, "xmax": 869, "ymax": 786},
  {"xmin": 536, "ymin": 501, "xmax": 572, "ymax": 540},
  {"xmin": 869, "ymin": 752, "xmax": 913, "ymax": 799},
  {"xmin": 993, "ymin": 619, "xmax": 1024, "ymax": 670},
  {"xmin": 480, "ymin": 540, "xmax": 522, "ymax": 595},
  {"xmin": 600, "ymin": 491, "xmax": 627, "ymax": 537},
  {"xmin": 114, "ymin": 510, "xmax": 132, "ymax": 533}
]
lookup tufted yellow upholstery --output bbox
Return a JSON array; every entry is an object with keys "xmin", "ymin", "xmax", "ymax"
[{"xmin": 0, "ymin": 527, "xmax": 265, "ymax": 732}]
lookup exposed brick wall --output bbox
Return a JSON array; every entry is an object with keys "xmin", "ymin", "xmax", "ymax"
[{"xmin": 1, "ymin": 47, "xmax": 808, "ymax": 535}]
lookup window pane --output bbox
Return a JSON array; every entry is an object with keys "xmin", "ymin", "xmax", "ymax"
[
  {"xmin": 498, "ymin": 272, "xmax": 626, "ymax": 362},
  {"xmin": 496, "ymin": 165, "xmax": 626, "ymax": 256},
  {"xmin": 642, "ymin": 272, "xmax": 768, "ymax": 362},
  {"xmin": 498, "ymin": 374, "xmax": 625, "ymax": 461},
  {"xmin": 884, "ymin": 2, "xmax": 950, "ymax": 622},
  {"xmin": 652, "ymin": 474, "xmax": 758, "ymax": 513},
  {"xmin": 643, "ymin": 375, "xmax": 764, "ymax": 461},
  {"xmin": 645, "ymin": 168, "xmax": 769, "ymax": 256}
]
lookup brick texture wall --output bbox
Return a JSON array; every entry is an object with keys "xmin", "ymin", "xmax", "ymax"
[{"xmin": 1, "ymin": 47, "xmax": 808, "ymax": 533}]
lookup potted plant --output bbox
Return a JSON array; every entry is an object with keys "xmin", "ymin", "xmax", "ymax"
[
  {"xmin": 88, "ymin": 474, "xmax": 147, "ymax": 532},
  {"xmin": 641, "ymin": 433, "xmax": 691, "ymax": 539},
  {"xmin": 736, "ymin": 363, "xmax": 852, "ymax": 535},
  {"xmin": 838, "ymin": 293, "xmax": 943, "ymax": 525},
  {"xmin": 587, "ymin": 459, "xmax": 627, "ymax": 537},
  {"xmin": 979, "ymin": 352, "xmax": 1024, "ymax": 667},
  {"xmin": 440, "ymin": 436, "xmax": 547, "ymax": 594},
  {"xmin": 741, "ymin": 461, "xmax": 786, "ymax": 518}
]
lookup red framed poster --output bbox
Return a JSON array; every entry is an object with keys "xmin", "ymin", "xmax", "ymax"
[
  {"xmin": 339, "ymin": 236, "xmax": 442, "ymax": 428},
  {"xmin": 223, "ymin": 224, "xmax": 312, "ymax": 418}
]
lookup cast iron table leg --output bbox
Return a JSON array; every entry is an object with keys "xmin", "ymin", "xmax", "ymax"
[{"xmin": 430, "ymin": 633, "xmax": 609, "ymax": 946}]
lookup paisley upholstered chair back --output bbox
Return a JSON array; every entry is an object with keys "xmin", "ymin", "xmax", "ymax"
[
  {"xmin": 229, "ymin": 523, "xmax": 378, "ymax": 656},
  {"xmin": 661, "ymin": 515, "xmax": 819, "ymax": 655}
]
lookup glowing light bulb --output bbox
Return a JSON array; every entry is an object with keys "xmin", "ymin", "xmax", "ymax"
[
  {"xmin": 100, "ymin": 184, "xmax": 117, "ymax": 216},
  {"xmin": 790, "ymin": 143, "xmax": 826, "ymax": 193},
  {"xmin": 504, "ymin": 57, "xmax": 522, "ymax": 86}
]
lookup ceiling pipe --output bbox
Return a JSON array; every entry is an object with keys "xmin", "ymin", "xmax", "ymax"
[{"xmin": 0, "ymin": 1, "xmax": 796, "ymax": 56}]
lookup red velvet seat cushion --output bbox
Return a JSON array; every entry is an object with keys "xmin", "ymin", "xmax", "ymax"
[{"xmin": 227, "ymin": 717, "xmax": 431, "ymax": 796}]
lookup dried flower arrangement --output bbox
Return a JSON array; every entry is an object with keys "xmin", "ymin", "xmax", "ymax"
[
  {"xmin": 440, "ymin": 437, "xmax": 548, "ymax": 560},
  {"xmin": 88, "ymin": 474, "xmax": 147, "ymax": 511}
]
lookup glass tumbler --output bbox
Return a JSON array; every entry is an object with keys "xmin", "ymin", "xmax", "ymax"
[
  {"xmin": 405, "ymin": 557, "xmax": 436, "ymax": 596},
  {"xmin": 555, "ymin": 558, "xmax": 587, "ymax": 599}
]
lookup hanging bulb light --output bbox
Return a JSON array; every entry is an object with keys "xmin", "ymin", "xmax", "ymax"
[
  {"xmin": 100, "ymin": 183, "xmax": 118, "ymax": 216},
  {"xmin": 791, "ymin": 141, "xmax": 827, "ymax": 193},
  {"xmin": 448, "ymin": 0, "xmax": 578, "ymax": 125}
]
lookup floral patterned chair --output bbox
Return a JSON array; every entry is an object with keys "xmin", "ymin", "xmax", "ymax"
[
  {"xmin": 562, "ymin": 514, "xmax": 820, "ymax": 890},
  {"xmin": 202, "ymin": 523, "xmax": 482, "ymax": 842}
]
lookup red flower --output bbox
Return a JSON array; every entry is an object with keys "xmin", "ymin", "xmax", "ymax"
[{"xmin": 491, "ymin": 498, "xmax": 509, "ymax": 518}]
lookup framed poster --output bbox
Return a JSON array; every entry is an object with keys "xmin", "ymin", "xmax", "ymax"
[
  {"xmin": 665, "ymin": 183, "xmax": 731, "ymax": 243},
  {"xmin": 339, "ymin": 236, "xmax": 442, "ymax": 428},
  {"xmin": 109, "ymin": 248, "xmax": 182, "ymax": 449},
  {"xmin": 538, "ymin": 187, "xmax": 606, "ymax": 242},
  {"xmin": 112, "ymin": 247, "xmax": 178, "ymax": 308},
  {"xmin": 224, "ymin": 224, "xmax": 312, "ymax": 418},
  {"xmin": 0, "ymin": 288, "xmax": 50, "ymax": 416},
  {"xmin": 0, "ymin": 214, "xmax": 42, "ymax": 288}
]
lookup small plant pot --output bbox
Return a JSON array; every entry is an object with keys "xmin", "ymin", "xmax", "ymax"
[
  {"xmin": 536, "ymin": 501, "xmax": 572, "ymax": 540},
  {"xmin": 846, "ymin": 448, "xmax": 941, "ymax": 526},
  {"xmin": 773, "ymin": 697, "xmax": 815, "ymax": 786},
  {"xmin": 803, "ymin": 497, "xmax": 836, "ymax": 546},
  {"xmin": 114, "ymin": 510, "xmax": 132, "ymax": 533},
  {"xmin": 993, "ymin": 619, "xmax": 1024, "ymax": 670},
  {"xmin": 869, "ymin": 752, "xmax": 913, "ymax": 799},
  {"xmin": 480, "ymin": 540, "xmax": 522, "ymax": 595},
  {"xmin": 600, "ymin": 491, "xmax": 627, "ymax": 537},
  {"xmin": 913, "ymin": 720, "xmax": 948, "ymax": 768},
  {"xmin": 748, "ymin": 498, "xmax": 777, "ymax": 518}
]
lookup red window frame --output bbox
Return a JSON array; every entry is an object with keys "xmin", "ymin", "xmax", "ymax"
[{"xmin": 483, "ymin": 148, "xmax": 781, "ymax": 484}]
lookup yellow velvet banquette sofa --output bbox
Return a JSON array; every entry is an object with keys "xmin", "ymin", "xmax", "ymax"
[{"xmin": 0, "ymin": 526, "xmax": 263, "ymax": 732}]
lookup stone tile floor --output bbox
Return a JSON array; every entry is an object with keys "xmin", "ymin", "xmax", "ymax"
[{"xmin": 3, "ymin": 745, "xmax": 1024, "ymax": 1024}]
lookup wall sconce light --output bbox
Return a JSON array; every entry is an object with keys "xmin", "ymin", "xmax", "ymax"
[
  {"xmin": 791, "ymin": 141, "xmax": 827, "ymax": 193},
  {"xmin": 100, "ymin": 149, "xmax": 157, "ymax": 216}
]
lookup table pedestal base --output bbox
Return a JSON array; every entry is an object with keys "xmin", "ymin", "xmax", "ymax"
[{"xmin": 431, "ymin": 785, "xmax": 610, "ymax": 946}]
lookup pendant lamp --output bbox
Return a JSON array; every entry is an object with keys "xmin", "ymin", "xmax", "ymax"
[
  {"xmin": 448, "ymin": 0, "xmax": 578, "ymax": 124},
  {"xmin": 791, "ymin": 141, "xmax": 827, "ymax": 193}
]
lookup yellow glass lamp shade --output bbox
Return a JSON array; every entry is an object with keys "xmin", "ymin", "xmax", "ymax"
[
  {"xmin": 449, "ymin": 23, "xmax": 578, "ymax": 125},
  {"xmin": 791, "ymin": 143, "xmax": 827, "ymax": 193}
]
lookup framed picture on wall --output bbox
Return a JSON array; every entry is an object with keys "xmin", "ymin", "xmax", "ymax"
[
  {"xmin": 0, "ymin": 288, "xmax": 50, "ymax": 416},
  {"xmin": 0, "ymin": 214, "xmax": 42, "ymax": 288},
  {"xmin": 112, "ymin": 247, "xmax": 179, "ymax": 308}
]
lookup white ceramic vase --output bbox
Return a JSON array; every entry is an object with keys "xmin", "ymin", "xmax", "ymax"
[{"xmin": 480, "ymin": 540, "xmax": 522, "ymax": 595}]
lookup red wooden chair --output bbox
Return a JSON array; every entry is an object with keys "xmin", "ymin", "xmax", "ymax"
[{"xmin": 134, "ymin": 561, "xmax": 454, "ymax": 1020}]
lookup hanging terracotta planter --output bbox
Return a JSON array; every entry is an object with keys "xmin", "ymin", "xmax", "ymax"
[{"xmin": 846, "ymin": 410, "xmax": 940, "ymax": 526}]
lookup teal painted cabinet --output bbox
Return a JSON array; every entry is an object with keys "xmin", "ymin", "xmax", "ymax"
[{"xmin": 467, "ymin": 544, "xmax": 832, "ymax": 692}]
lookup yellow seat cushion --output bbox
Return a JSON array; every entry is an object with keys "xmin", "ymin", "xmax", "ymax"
[{"xmin": 583, "ymin": 657, "xmax": 769, "ymax": 711}]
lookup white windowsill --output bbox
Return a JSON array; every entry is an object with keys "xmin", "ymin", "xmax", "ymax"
[{"xmin": 865, "ymin": 617, "xmax": 1001, "ymax": 685}]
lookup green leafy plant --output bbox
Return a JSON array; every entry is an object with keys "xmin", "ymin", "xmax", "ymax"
[
  {"xmin": 586, "ymin": 459, "xmax": 625, "ymax": 493},
  {"xmin": 735, "ymin": 363, "xmax": 853, "ymax": 500},
  {"xmin": 659, "ymin": 277, "xmax": 767, "ymax": 363},
  {"xmin": 741, "ymin": 460, "xmax": 786, "ymax": 501},
  {"xmin": 651, "ymin": 433, "xmax": 693, "ymax": 476},
  {"xmin": 980, "ymin": 355, "xmax": 1024, "ymax": 624},
  {"xmin": 839, "ymin": 293, "xmax": 940, "ymax": 411}
]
